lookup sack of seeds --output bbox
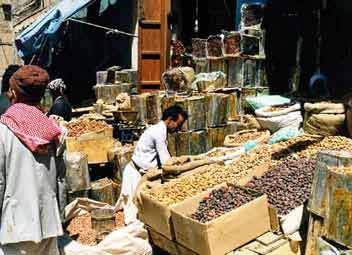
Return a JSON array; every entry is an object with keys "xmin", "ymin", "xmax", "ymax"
[
  {"xmin": 224, "ymin": 129, "xmax": 270, "ymax": 147},
  {"xmin": 256, "ymin": 111, "xmax": 303, "ymax": 133},
  {"xmin": 304, "ymin": 102, "xmax": 345, "ymax": 136}
]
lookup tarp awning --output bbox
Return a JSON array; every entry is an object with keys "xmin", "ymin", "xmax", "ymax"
[{"xmin": 15, "ymin": 0, "xmax": 97, "ymax": 59}]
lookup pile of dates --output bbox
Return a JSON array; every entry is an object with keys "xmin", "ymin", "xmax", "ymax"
[
  {"xmin": 246, "ymin": 158, "xmax": 316, "ymax": 215},
  {"xmin": 191, "ymin": 185, "xmax": 258, "ymax": 223}
]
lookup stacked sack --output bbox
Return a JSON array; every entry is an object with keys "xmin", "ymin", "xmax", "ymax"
[
  {"xmin": 304, "ymin": 102, "xmax": 345, "ymax": 136},
  {"xmin": 254, "ymin": 103, "xmax": 303, "ymax": 133}
]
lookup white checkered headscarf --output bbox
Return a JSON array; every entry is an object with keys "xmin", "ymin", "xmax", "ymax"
[{"xmin": 47, "ymin": 78, "xmax": 66, "ymax": 91}]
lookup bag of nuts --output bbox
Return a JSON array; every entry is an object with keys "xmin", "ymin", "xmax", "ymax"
[
  {"xmin": 224, "ymin": 129, "xmax": 270, "ymax": 147},
  {"xmin": 304, "ymin": 102, "xmax": 345, "ymax": 136}
]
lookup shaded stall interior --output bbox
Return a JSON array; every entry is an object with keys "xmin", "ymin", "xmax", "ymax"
[{"xmin": 38, "ymin": 0, "xmax": 138, "ymax": 106}]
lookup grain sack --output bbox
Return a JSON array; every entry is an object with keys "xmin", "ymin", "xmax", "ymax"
[
  {"xmin": 65, "ymin": 152, "xmax": 91, "ymax": 192},
  {"xmin": 237, "ymin": 115, "xmax": 262, "ymax": 131},
  {"xmin": 162, "ymin": 156, "xmax": 212, "ymax": 175},
  {"xmin": 304, "ymin": 102, "xmax": 346, "ymax": 136},
  {"xmin": 255, "ymin": 103, "xmax": 301, "ymax": 117},
  {"xmin": 256, "ymin": 111, "xmax": 303, "ymax": 133}
]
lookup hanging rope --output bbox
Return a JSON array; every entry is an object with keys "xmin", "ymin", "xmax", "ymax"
[{"xmin": 67, "ymin": 18, "xmax": 138, "ymax": 37}]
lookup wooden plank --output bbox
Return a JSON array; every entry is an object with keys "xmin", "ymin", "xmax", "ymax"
[
  {"xmin": 143, "ymin": 0, "xmax": 162, "ymax": 21},
  {"xmin": 304, "ymin": 214, "xmax": 325, "ymax": 255},
  {"xmin": 139, "ymin": 20, "xmax": 161, "ymax": 26},
  {"xmin": 140, "ymin": 81, "xmax": 161, "ymax": 85},
  {"xmin": 140, "ymin": 28, "xmax": 161, "ymax": 52},
  {"xmin": 138, "ymin": 0, "xmax": 170, "ymax": 93},
  {"xmin": 140, "ymin": 57, "xmax": 161, "ymax": 82},
  {"xmin": 141, "ymin": 51, "xmax": 161, "ymax": 56}
]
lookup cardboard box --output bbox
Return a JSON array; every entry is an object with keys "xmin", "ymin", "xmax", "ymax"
[
  {"xmin": 171, "ymin": 183, "xmax": 271, "ymax": 255},
  {"xmin": 147, "ymin": 226, "xmax": 198, "ymax": 255},
  {"xmin": 139, "ymin": 161, "xmax": 271, "ymax": 241},
  {"xmin": 66, "ymin": 127, "xmax": 114, "ymax": 164},
  {"xmin": 140, "ymin": 187, "xmax": 179, "ymax": 239}
]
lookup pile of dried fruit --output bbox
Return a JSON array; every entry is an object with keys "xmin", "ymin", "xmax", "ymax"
[
  {"xmin": 171, "ymin": 40, "xmax": 186, "ymax": 56},
  {"xmin": 207, "ymin": 35, "xmax": 223, "ymax": 58},
  {"xmin": 272, "ymin": 136, "xmax": 352, "ymax": 161},
  {"xmin": 223, "ymin": 33, "xmax": 241, "ymax": 56},
  {"xmin": 246, "ymin": 158, "xmax": 316, "ymax": 215},
  {"xmin": 66, "ymin": 211, "xmax": 125, "ymax": 246},
  {"xmin": 146, "ymin": 146, "xmax": 271, "ymax": 205},
  {"xmin": 192, "ymin": 38, "xmax": 207, "ymax": 59},
  {"xmin": 191, "ymin": 186, "xmax": 258, "ymax": 223},
  {"xmin": 66, "ymin": 119, "xmax": 110, "ymax": 137}
]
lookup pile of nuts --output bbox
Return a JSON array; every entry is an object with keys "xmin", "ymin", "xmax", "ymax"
[
  {"xmin": 66, "ymin": 211, "xmax": 125, "ymax": 245},
  {"xmin": 66, "ymin": 119, "xmax": 110, "ymax": 137},
  {"xmin": 226, "ymin": 131, "xmax": 268, "ymax": 145},
  {"xmin": 272, "ymin": 136, "xmax": 352, "ymax": 161},
  {"xmin": 192, "ymin": 38, "xmax": 207, "ymax": 59},
  {"xmin": 191, "ymin": 185, "xmax": 258, "ymax": 223},
  {"xmin": 223, "ymin": 33, "xmax": 241, "ymax": 56},
  {"xmin": 171, "ymin": 40, "xmax": 186, "ymax": 56},
  {"xmin": 146, "ymin": 145, "xmax": 271, "ymax": 205},
  {"xmin": 246, "ymin": 158, "xmax": 316, "ymax": 215}
]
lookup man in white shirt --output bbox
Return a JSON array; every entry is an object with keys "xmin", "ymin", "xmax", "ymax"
[{"xmin": 120, "ymin": 105, "xmax": 188, "ymax": 205}]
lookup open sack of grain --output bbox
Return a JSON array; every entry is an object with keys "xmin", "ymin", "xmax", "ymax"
[
  {"xmin": 62, "ymin": 198, "xmax": 152, "ymax": 255},
  {"xmin": 224, "ymin": 129, "xmax": 270, "ymax": 147},
  {"xmin": 255, "ymin": 103, "xmax": 303, "ymax": 133},
  {"xmin": 303, "ymin": 102, "xmax": 345, "ymax": 136}
]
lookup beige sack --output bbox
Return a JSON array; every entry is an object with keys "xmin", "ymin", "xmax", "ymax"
[{"xmin": 304, "ymin": 113, "xmax": 345, "ymax": 136}]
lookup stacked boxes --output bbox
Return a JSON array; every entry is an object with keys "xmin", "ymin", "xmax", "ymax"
[
  {"xmin": 162, "ymin": 93, "xmax": 233, "ymax": 156},
  {"xmin": 94, "ymin": 68, "xmax": 137, "ymax": 104}
]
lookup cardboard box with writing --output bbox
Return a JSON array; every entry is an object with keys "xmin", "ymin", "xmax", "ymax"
[
  {"xmin": 66, "ymin": 127, "xmax": 114, "ymax": 164},
  {"xmin": 171, "ymin": 183, "xmax": 271, "ymax": 255}
]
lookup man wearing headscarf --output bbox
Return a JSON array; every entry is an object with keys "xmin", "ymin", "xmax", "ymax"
[
  {"xmin": 0, "ymin": 65, "xmax": 63, "ymax": 255},
  {"xmin": 47, "ymin": 78, "xmax": 72, "ymax": 121}
]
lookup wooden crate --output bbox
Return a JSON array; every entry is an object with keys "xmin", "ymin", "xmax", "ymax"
[
  {"xmin": 66, "ymin": 127, "xmax": 115, "ymax": 164},
  {"xmin": 232, "ymin": 232, "xmax": 301, "ymax": 255},
  {"xmin": 147, "ymin": 227, "xmax": 197, "ymax": 255}
]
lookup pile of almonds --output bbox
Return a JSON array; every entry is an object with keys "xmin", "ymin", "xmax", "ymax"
[
  {"xmin": 272, "ymin": 135, "xmax": 352, "ymax": 161},
  {"xmin": 66, "ymin": 119, "xmax": 110, "ymax": 137},
  {"xmin": 66, "ymin": 211, "xmax": 125, "ymax": 246},
  {"xmin": 226, "ymin": 131, "xmax": 268, "ymax": 145}
]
